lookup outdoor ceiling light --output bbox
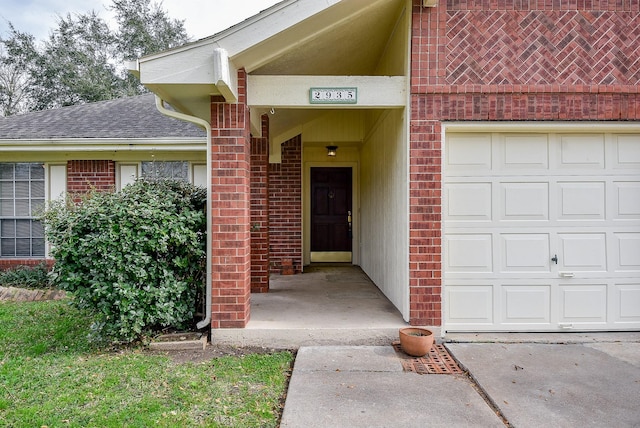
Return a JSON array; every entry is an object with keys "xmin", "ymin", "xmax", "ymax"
[{"xmin": 326, "ymin": 145, "xmax": 338, "ymax": 157}]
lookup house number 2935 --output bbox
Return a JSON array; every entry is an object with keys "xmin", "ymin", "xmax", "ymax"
[{"xmin": 310, "ymin": 88, "xmax": 358, "ymax": 104}]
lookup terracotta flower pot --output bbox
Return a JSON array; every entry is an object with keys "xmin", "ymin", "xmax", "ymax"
[{"xmin": 399, "ymin": 327, "xmax": 434, "ymax": 357}]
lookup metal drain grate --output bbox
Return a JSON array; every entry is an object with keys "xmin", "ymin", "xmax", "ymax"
[{"xmin": 392, "ymin": 342, "xmax": 463, "ymax": 375}]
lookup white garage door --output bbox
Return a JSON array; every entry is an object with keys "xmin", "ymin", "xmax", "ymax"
[{"xmin": 444, "ymin": 129, "xmax": 640, "ymax": 332}]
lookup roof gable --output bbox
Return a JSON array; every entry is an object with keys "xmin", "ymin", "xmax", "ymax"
[{"xmin": 133, "ymin": 0, "xmax": 406, "ymax": 121}]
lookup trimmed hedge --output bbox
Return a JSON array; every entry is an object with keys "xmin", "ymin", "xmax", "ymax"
[{"xmin": 42, "ymin": 179, "xmax": 206, "ymax": 343}]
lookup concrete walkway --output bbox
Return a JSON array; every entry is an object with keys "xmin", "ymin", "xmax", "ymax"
[{"xmin": 280, "ymin": 336, "xmax": 640, "ymax": 427}]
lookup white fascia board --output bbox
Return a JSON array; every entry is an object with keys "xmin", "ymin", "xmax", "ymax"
[
  {"xmin": 139, "ymin": 0, "xmax": 340, "ymax": 64},
  {"xmin": 248, "ymin": 75, "xmax": 407, "ymax": 108},
  {"xmin": 0, "ymin": 139, "xmax": 206, "ymax": 152}
]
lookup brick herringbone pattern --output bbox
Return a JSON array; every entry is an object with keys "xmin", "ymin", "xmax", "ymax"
[{"xmin": 447, "ymin": 11, "xmax": 640, "ymax": 85}]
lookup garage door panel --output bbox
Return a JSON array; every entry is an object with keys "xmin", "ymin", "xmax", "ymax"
[
  {"xmin": 615, "ymin": 233, "xmax": 640, "ymax": 272},
  {"xmin": 446, "ymin": 285, "xmax": 493, "ymax": 324},
  {"xmin": 446, "ymin": 182, "xmax": 492, "ymax": 221},
  {"xmin": 502, "ymin": 285, "xmax": 551, "ymax": 324},
  {"xmin": 445, "ymin": 234, "xmax": 493, "ymax": 273},
  {"xmin": 501, "ymin": 134, "xmax": 549, "ymax": 170},
  {"xmin": 613, "ymin": 135, "xmax": 640, "ymax": 169},
  {"xmin": 501, "ymin": 183, "xmax": 549, "ymax": 221},
  {"xmin": 558, "ymin": 233, "xmax": 607, "ymax": 272},
  {"xmin": 501, "ymin": 234, "xmax": 550, "ymax": 272},
  {"xmin": 558, "ymin": 182, "xmax": 606, "ymax": 220},
  {"xmin": 557, "ymin": 134, "xmax": 605, "ymax": 169},
  {"xmin": 446, "ymin": 134, "xmax": 492, "ymax": 172},
  {"xmin": 559, "ymin": 284, "xmax": 607, "ymax": 323},
  {"xmin": 614, "ymin": 182, "xmax": 640, "ymax": 219},
  {"xmin": 615, "ymin": 283, "xmax": 640, "ymax": 322}
]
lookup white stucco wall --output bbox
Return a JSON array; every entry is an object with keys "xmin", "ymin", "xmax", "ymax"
[{"xmin": 359, "ymin": 108, "xmax": 409, "ymax": 321}]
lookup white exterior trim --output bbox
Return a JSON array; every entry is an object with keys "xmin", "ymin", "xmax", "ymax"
[{"xmin": 0, "ymin": 138, "xmax": 205, "ymax": 152}]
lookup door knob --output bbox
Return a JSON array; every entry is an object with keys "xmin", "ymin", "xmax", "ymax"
[{"xmin": 551, "ymin": 254, "xmax": 558, "ymax": 264}]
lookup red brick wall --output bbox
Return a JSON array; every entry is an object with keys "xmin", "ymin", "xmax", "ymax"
[
  {"xmin": 250, "ymin": 115, "xmax": 270, "ymax": 293},
  {"xmin": 409, "ymin": 0, "xmax": 640, "ymax": 325},
  {"xmin": 0, "ymin": 259, "xmax": 54, "ymax": 271},
  {"xmin": 209, "ymin": 70, "xmax": 252, "ymax": 328},
  {"xmin": 67, "ymin": 160, "xmax": 116, "ymax": 198},
  {"xmin": 268, "ymin": 136, "xmax": 303, "ymax": 274}
]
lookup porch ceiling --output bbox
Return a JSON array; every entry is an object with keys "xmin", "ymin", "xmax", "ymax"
[{"xmin": 238, "ymin": 0, "xmax": 405, "ymax": 76}]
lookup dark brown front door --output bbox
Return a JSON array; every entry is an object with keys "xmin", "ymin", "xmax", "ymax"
[{"xmin": 311, "ymin": 167, "xmax": 352, "ymax": 255}]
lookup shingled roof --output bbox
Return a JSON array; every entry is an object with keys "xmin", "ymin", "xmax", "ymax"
[{"xmin": 0, "ymin": 94, "xmax": 206, "ymax": 140}]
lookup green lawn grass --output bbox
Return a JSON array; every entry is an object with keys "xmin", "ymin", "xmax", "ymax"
[{"xmin": 0, "ymin": 300, "xmax": 293, "ymax": 427}]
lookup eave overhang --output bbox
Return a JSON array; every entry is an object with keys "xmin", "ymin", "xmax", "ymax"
[{"xmin": 0, "ymin": 138, "xmax": 206, "ymax": 152}]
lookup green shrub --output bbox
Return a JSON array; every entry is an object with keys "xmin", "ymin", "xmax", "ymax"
[
  {"xmin": 42, "ymin": 179, "xmax": 207, "ymax": 343},
  {"xmin": 0, "ymin": 263, "xmax": 51, "ymax": 289}
]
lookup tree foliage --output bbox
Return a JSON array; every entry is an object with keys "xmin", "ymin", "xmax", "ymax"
[
  {"xmin": 0, "ymin": 25, "xmax": 37, "ymax": 115},
  {"xmin": 42, "ymin": 179, "xmax": 207, "ymax": 343},
  {"xmin": 0, "ymin": 0, "xmax": 190, "ymax": 115}
]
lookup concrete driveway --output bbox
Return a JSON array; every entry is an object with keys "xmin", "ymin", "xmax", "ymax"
[{"xmin": 448, "ymin": 341, "xmax": 640, "ymax": 428}]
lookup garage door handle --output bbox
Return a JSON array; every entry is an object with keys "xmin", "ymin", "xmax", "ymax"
[{"xmin": 551, "ymin": 254, "xmax": 558, "ymax": 264}]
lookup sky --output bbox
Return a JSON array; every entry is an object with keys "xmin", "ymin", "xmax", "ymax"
[{"xmin": 0, "ymin": 0, "xmax": 281, "ymax": 42}]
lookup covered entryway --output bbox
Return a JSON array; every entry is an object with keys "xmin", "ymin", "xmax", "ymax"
[
  {"xmin": 134, "ymin": 0, "xmax": 415, "ymax": 328},
  {"xmin": 444, "ymin": 125, "xmax": 640, "ymax": 332}
]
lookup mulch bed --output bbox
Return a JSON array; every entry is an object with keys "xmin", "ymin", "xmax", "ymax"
[{"xmin": 392, "ymin": 341, "xmax": 464, "ymax": 375}]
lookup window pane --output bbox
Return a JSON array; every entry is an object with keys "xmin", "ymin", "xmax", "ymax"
[
  {"xmin": 0, "ymin": 182, "xmax": 13, "ymax": 198},
  {"xmin": 1, "ymin": 219, "xmax": 15, "ymax": 237},
  {"xmin": 31, "ymin": 199, "xmax": 45, "ymax": 216},
  {"xmin": 1, "ymin": 199, "xmax": 14, "ymax": 216},
  {"xmin": 0, "ymin": 164, "xmax": 14, "ymax": 180},
  {"xmin": 30, "ymin": 163, "xmax": 45, "ymax": 180},
  {"xmin": 15, "ymin": 181, "xmax": 29, "ymax": 198},
  {"xmin": 16, "ymin": 238, "xmax": 31, "ymax": 256},
  {"xmin": 15, "ymin": 200, "xmax": 29, "ymax": 216},
  {"xmin": 1, "ymin": 238, "xmax": 15, "ymax": 257},
  {"xmin": 32, "ymin": 238, "xmax": 45, "ymax": 257},
  {"xmin": 15, "ymin": 163, "xmax": 29, "ymax": 179},
  {"xmin": 32, "ymin": 220, "xmax": 44, "ymax": 237},
  {"xmin": 31, "ymin": 181, "xmax": 45, "ymax": 198},
  {"xmin": 173, "ymin": 162, "xmax": 188, "ymax": 179},
  {"xmin": 15, "ymin": 219, "xmax": 30, "ymax": 237}
]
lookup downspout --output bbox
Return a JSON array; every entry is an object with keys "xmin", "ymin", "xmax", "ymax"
[{"xmin": 154, "ymin": 95, "xmax": 212, "ymax": 330}]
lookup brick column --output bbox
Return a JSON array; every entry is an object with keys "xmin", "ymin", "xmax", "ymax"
[
  {"xmin": 408, "ymin": 116, "xmax": 442, "ymax": 326},
  {"xmin": 250, "ymin": 115, "xmax": 270, "ymax": 293},
  {"xmin": 209, "ymin": 70, "xmax": 252, "ymax": 328}
]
